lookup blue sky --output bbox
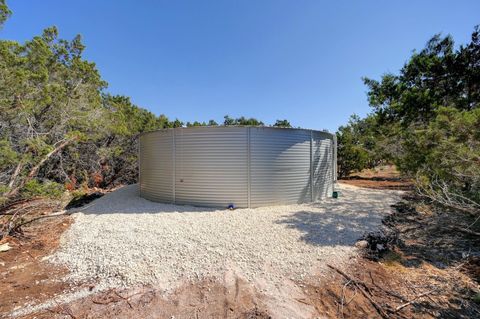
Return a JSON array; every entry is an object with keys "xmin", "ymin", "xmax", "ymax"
[{"xmin": 1, "ymin": 1, "xmax": 479, "ymax": 131}]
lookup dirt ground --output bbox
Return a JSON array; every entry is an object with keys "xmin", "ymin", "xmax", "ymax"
[
  {"xmin": 0, "ymin": 214, "xmax": 72, "ymax": 316},
  {"xmin": 1, "ymin": 171, "xmax": 480, "ymax": 318},
  {"xmin": 339, "ymin": 165, "xmax": 413, "ymax": 190}
]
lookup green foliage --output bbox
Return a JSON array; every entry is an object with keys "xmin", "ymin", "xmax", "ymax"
[
  {"xmin": 223, "ymin": 115, "xmax": 264, "ymax": 126},
  {"xmin": 21, "ymin": 179, "xmax": 64, "ymax": 199},
  {"xmin": 0, "ymin": 24, "xmax": 108, "ymax": 197},
  {"xmin": 70, "ymin": 188, "xmax": 88, "ymax": 200},
  {"xmin": 0, "ymin": 139, "xmax": 17, "ymax": 167},
  {"xmin": 103, "ymin": 95, "xmax": 168, "ymax": 136},
  {"xmin": 185, "ymin": 120, "xmax": 218, "ymax": 127},
  {"xmin": 186, "ymin": 121, "xmax": 207, "ymax": 127},
  {"xmin": 401, "ymin": 107, "xmax": 480, "ymax": 204},
  {"xmin": 340, "ymin": 25, "xmax": 480, "ymax": 212},
  {"xmin": 273, "ymin": 119, "xmax": 292, "ymax": 128},
  {"xmin": 363, "ymin": 26, "xmax": 480, "ymax": 127},
  {"xmin": 473, "ymin": 293, "xmax": 480, "ymax": 304},
  {"xmin": 336, "ymin": 115, "xmax": 382, "ymax": 177},
  {"xmin": 0, "ymin": 0, "xmax": 11, "ymax": 29},
  {"xmin": 169, "ymin": 119, "xmax": 184, "ymax": 128}
]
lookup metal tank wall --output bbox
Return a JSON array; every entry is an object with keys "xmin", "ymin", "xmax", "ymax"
[
  {"xmin": 174, "ymin": 127, "xmax": 249, "ymax": 207},
  {"xmin": 139, "ymin": 129, "xmax": 174, "ymax": 203},
  {"xmin": 139, "ymin": 126, "xmax": 336, "ymax": 208},
  {"xmin": 249, "ymin": 127, "xmax": 311, "ymax": 207}
]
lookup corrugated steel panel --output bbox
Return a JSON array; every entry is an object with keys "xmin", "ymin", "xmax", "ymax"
[
  {"xmin": 250, "ymin": 127, "xmax": 311, "ymax": 207},
  {"xmin": 312, "ymin": 131, "xmax": 334, "ymax": 200},
  {"xmin": 174, "ymin": 127, "xmax": 249, "ymax": 207},
  {"xmin": 139, "ymin": 130, "xmax": 174, "ymax": 203},
  {"xmin": 139, "ymin": 126, "xmax": 335, "ymax": 208}
]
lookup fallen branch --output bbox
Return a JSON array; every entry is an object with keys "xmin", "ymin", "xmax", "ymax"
[
  {"xmin": 394, "ymin": 289, "xmax": 438, "ymax": 312},
  {"xmin": 11, "ymin": 210, "xmax": 68, "ymax": 233},
  {"xmin": 113, "ymin": 290, "xmax": 134, "ymax": 309},
  {"xmin": 0, "ymin": 197, "xmax": 41, "ymax": 212},
  {"xmin": 5, "ymin": 138, "xmax": 75, "ymax": 198},
  {"xmin": 449, "ymin": 226, "xmax": 480, "ymax": 237},
  {"xmin": 327, "ymin": 264, "xmax": 389, "ymax": 319},
  {"xmin": 47, "ymin": 301, "xmax": 77, "ymax": 319},
  {"xmin": 369, "ymin": 271, "xmax": 408, "ymax": 302},
  {"xmin": 91, "ymin": 289, "xmax": 139, "ymax": 309},
  {"xmin": 295, "ymin": 298, "xmax": 311, "ymax": 306}
]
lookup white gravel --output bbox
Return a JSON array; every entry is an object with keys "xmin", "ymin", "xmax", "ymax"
[{"xmin": 52, "ymin": 183, "xmax": 402, "ymax": 289}]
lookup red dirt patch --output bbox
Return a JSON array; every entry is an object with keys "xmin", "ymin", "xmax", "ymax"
[
  {"xmin": 302, "ymin": 257, "xmax": 479, "ymax": 318},
  {"xmin": 340, "ymin": 165, "xmax": 413, "ymax": 190},
  {"xmin": 22, "ymin": 278, "xmax": 271, "ymax": 319},
  {"xmin": 0, "ymin": 214, "xmax": 72, "ymax": 315}
]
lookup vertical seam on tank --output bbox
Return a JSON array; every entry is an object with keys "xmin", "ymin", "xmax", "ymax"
[
  {"xmin": 138, "ymin": 135, "xmax": 141, "ymax": 197},
  {"xmin": 247, "ymin": 127, "xmax": 251, "ymax": 208},
  {"xmin": 333, "ymin": 134, "xmax": 337, "ymax": 183},
  {"xmin": 310, "ymin": 130, "xmax": 313, "ymax": 202},
  {"xmin": 172, "ymin": 129, "xmax": 176, "ymax": 204}
]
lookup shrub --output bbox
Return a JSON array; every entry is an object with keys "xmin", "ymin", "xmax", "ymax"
[{"xmin": 21, "ymin": 179, "xmax": 64, "ymax": 199}]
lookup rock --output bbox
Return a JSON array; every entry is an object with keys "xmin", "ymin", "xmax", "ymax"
[
  {"xmin": 0, "ymin": 243, "xmax": 11, "ymax": 252},
  {"xmin": 355, "ymin": 240, "xmax": 368, "ymax": 249}
]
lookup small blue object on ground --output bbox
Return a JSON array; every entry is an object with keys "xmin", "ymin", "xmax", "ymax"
[{"xmin": 228, "ymin": 204, "xmax": 235, "ymax": 210}]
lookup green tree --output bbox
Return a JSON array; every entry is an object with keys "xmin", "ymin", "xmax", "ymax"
[
  {"xmin": 358, "ymin": 26, "xmax": 480, "ymax": 212},
  {"xmin": 169, "ymin": 119, "xmax": 184, "ymax": 128},
  {"xmin": 223, "ymin": 115, "xmax": 264, "ymax": 126},
  {"xmin": 223, "ymin": 115, "xmax": 236, "ymax": 126},
  {"xmin": 273, "ymin": 119, "xmax": 292, "ymax": 128},
  {"xmin": 363, "ymin": 26, "xmax": 480, "ymax": 128},
  {"xmin": 336, "ymin": 115, "xmax": 382, "ymax": 177},
  {"xmin": 0, "ymin": 0, "xmax": 11, "ymax": 29},
  {"xmin": 0, "ymin": 26, "xmax": 107, "ymax": 198},
  {"xmin": 0, "ymin": 22, "xmax": 173, "ymax": 199},
  {"xmin": 186, "ymin": 121, "xmax": 208, "ymax": 127}
]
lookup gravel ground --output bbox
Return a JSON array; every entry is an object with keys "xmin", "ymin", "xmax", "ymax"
[{"xmin": 52, "ymin": 183, "xmax": 403, "ymax": 290}]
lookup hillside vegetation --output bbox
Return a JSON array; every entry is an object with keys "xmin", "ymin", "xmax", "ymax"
[{"xmin": 337, "ymin": 26, "xmax": 480, "ymax": 215}]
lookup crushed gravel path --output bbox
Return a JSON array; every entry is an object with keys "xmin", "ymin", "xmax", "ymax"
[{"xmin": 52, "ymin": 183, "xmax": 403, "ymax": 289}]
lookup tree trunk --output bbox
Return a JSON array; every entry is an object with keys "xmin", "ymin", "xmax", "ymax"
[
  {"xmin": 7, "ymin": 160, "xmax": 23, "ymax": 189},
  {"xmin": 4, "ymin": 139, "xmax": 74, "ymax": 199}
]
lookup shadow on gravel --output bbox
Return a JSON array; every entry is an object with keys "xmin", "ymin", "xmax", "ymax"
[
  {"xmin": 277, "ymin": 210, "xmax": 384, "ymax": 246},
  {"xmin": 277, "ymin": 187, "xmax": 402, "ymax": 246}
]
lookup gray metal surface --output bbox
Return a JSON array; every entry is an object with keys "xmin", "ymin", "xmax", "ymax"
[
  {"xmin": 249, "ymin": 127, "xmax": 311, "ymax": 207},
  {"xmin": 312, "ymin": 131, "xmax": 335, "ymax": 200},
  {"xmin": 174, "ymin": 127, "xmax": 249, "ymax": 207},
  {"xmin": 139, "ymin": 129, "xmax": 174, "ymax": 203},
  {"xmin": 139, "ymin": 126, "xmax": 336, "ymax": 208}
]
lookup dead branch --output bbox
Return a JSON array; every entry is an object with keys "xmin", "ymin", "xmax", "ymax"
[
  {"xmin": 0, "ymin": 197, "xmax": 42, "ymax": 213},
  {"xmin": 113, "ymin": 290, "xmax": 134, "ymax": 309},
  {"xmin": 394, "ymin": 289, "xmax": 438, "ymax": 312},
  {"xmin": 7, "ymin": 160, "xmax": 23, "ymax": 189},
  {"xmin": 327, "ymin": 264, "xmax": 389, "ymax": 319},
  {"xmin": 47, "ymin": 301, "xmax": 77, "ymax": 319},
  {"xmin": 449, "ymin": 225, "xmax": 480, "ymax": 237},
  {"xmin": 5, "ymin": 138, "xmax": 75, "ymax": 198},
  {"xmin": 11, "ymin": 210, "xmax": 68, "ymax": 232},
  {"xmin": 369, "ymin": 271, "xmax": 408, "ymax": 302},
  {"xmin": 416, "ymin": 176, "xmax": 480, "ymax": 216}
]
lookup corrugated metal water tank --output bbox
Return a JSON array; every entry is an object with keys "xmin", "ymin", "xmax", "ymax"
[{"xmin": 139, "ymin": 126, "xmax": 336, "ymax": 208}]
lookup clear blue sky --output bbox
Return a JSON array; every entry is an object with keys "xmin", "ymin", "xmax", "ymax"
[{"xmin": 2, "ymin": 1, "xmax": 479, "ymax": 131}]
